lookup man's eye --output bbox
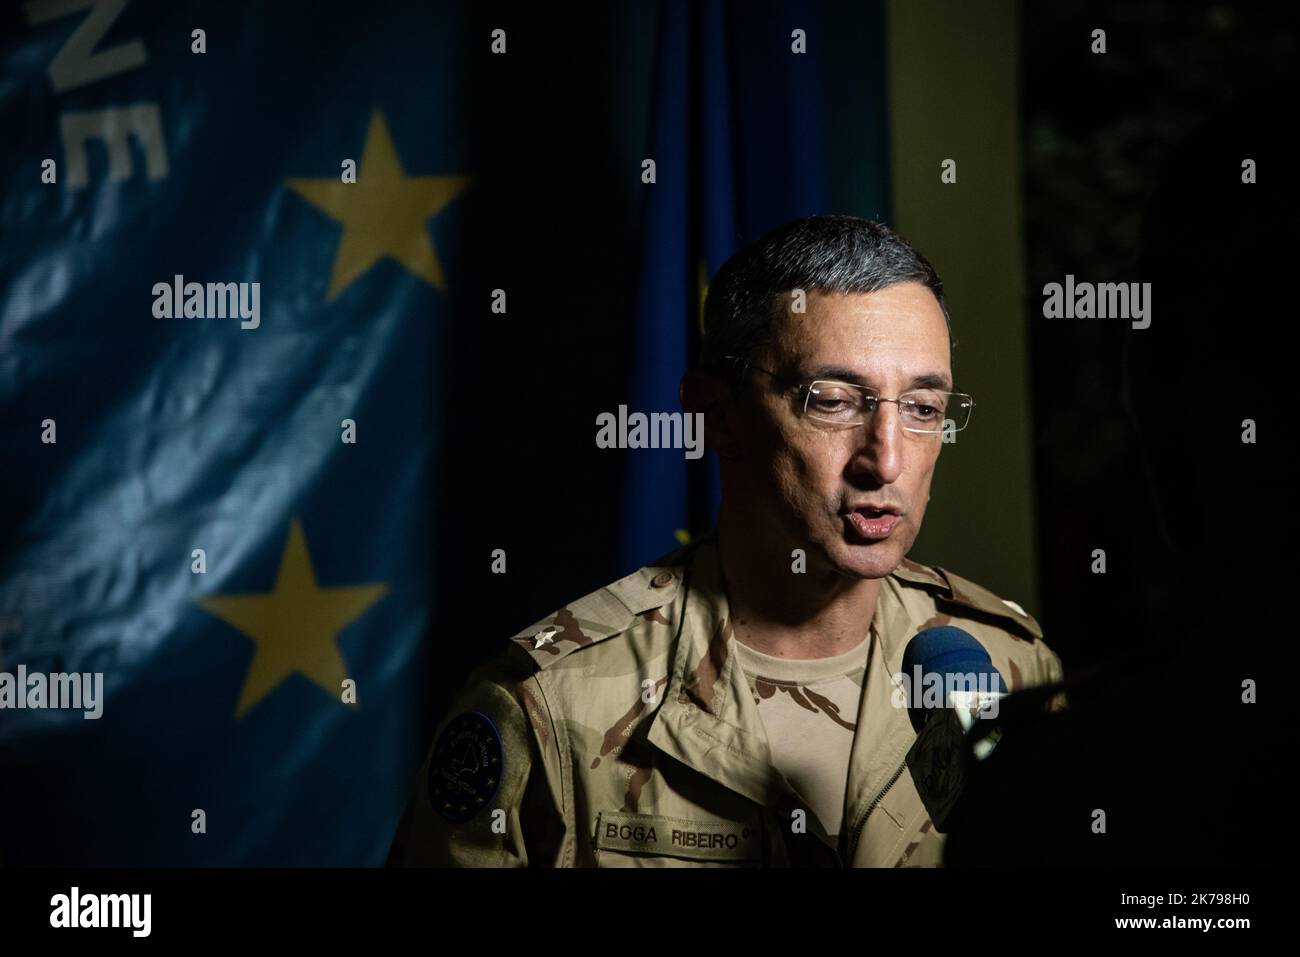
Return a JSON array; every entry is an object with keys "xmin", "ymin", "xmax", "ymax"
[
  {"xmin": 910, "ymin": 404, "xmax": 941, "ymax": 420},
  {"xmin": 810, "ymin": 385, "xmax": 857, "ymax": 402},
  {"xmin": 810, "ymin": 398, "xmax": 854, "ymax": 412}
]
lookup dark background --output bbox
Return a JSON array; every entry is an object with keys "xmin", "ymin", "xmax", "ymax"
[{"xmin": 1021, "ymin": 0, "xmax": 1293, "ymax": 682}]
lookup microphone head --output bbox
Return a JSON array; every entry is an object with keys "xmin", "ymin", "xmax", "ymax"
[{"xmin": 900, "ymin": 626, "xmax": 1007, "ymax": 732}]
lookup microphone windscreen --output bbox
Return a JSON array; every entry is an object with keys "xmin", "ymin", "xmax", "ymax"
[{"xmin": 900, "ymin": 626, "xmax": 1006, "ymax": 731}]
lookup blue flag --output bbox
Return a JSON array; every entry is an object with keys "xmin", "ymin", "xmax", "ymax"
[
  {"xmin": 621, "ymin": 0, "xmax": 842, "ymax": 571},
  {"xmin": 0, "ymin": 2, "xmax": 469, "ymax": 865}
]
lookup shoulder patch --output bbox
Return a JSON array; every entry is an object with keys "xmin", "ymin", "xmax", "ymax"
[
  {"xmin": 428, "ymin": 711, "xmax": 504, "ymax": 822},
  {"xmin": 508, "ymin": 554, "xmax": 688, "ymax": 669},
  {"xmin": 892, "ymin": 558, "xmax": 1043, "ymax": 641}
]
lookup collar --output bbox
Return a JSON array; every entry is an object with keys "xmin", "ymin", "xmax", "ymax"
[{"xmin": 645, "ymin": 536, "xmax": 920, "ymax": 850}]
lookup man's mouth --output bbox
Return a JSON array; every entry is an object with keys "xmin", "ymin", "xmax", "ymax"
[{"xmin": 843, "ymin": 504, "xmax": 901, "ymax": 541}]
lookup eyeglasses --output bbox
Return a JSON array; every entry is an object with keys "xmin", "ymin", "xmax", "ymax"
[{"xmin": 725, "ymin": 356, "xmax": 975, "ymax": 434}]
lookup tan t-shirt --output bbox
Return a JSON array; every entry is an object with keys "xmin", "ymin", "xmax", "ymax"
[{"xmin": 734, "ymin": 628, "xmax": 873, "ymax": 843}]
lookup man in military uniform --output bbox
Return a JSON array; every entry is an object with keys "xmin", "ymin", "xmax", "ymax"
[{"xmin": 388, "ymin": 215, "xmax": 1064, "ymax": 867}]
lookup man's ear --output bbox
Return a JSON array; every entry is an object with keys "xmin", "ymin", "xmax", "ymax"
[{"xmin": 680, "ymin": 368, "xmax": 742, "ymax": 460}]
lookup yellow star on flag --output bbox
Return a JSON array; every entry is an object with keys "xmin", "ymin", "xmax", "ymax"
[
  {"xmin": 286, "ymin": 110, "xmax": 470, "ymax": 300},
  {"xmin": 197, "ymin": 519, "xmax": 389, "ymax": 719}
]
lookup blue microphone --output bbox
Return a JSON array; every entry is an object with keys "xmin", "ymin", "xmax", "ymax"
[{"xmin": 900, "ymin": 626, "xmax": 1007, "ymax": 733}]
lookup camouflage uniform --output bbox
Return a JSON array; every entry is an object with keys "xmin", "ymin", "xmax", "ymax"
[{"xmin": 388, "ymin": 534, "xmax": 1063, "ymax": 867}]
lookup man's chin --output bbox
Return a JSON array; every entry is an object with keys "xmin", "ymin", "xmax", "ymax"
[{"xmin": 827, "ymin": 540, "xmax": 905, "ymax": 580}]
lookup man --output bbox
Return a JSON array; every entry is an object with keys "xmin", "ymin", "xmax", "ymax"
[{"xmin": 388, "ymin": 215, "xmax": 1064, "ymax": 867}]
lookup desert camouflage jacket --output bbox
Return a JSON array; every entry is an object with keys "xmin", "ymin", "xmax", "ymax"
[{"xmin": 388, "ymin": 534, "xmax": 1064, "ymax": 867}]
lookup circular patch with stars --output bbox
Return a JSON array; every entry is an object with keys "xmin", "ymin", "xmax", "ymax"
[{"xmin": 428, "ymin": 711, "xmax": 504, "ymax": 822}]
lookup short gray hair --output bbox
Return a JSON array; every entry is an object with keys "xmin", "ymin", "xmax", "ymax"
[{"xmin": 700, "ymin": 215, "xmax": 951, "ymax": 383}]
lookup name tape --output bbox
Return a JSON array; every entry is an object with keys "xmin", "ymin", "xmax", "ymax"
[{"xmin": 595, "ymin": 811, "xmax": 761, "ymax": 862}]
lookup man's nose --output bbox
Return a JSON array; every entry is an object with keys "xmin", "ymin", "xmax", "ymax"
[{"xmin": 850, "ymin": 403, "xmax": 904, "ymax": 485}]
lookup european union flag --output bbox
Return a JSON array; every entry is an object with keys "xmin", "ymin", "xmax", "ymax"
[
  {"xmin": 621, "ymin": 0, "xmax": 841, "ymax": 570},
  {"xmin": 0, "ymin": 2, "xmax": 469, "ymax": 865}
]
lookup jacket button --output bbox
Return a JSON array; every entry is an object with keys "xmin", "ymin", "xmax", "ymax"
[{"xmin": 650, "ymin": 572, "xmax": 674, "ymax": 588}]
